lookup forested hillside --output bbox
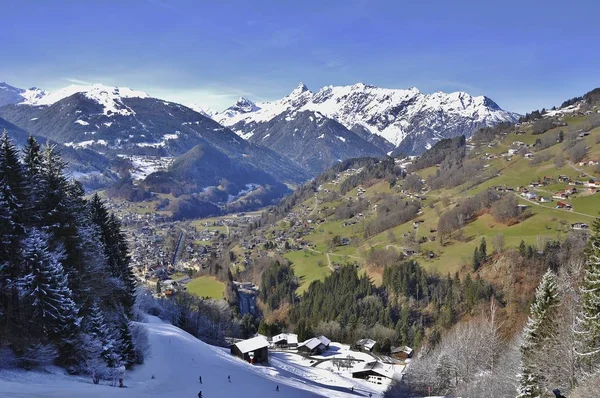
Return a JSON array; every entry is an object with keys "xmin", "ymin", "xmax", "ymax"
[
  {"xmin": 218, "ymin": 88, "xmax": 600, "ymax": 397},
  {"xmin": 0, "ymin": 132, "xmax": 145, "ymax": 378}
]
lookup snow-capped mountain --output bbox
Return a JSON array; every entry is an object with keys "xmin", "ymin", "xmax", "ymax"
[
  {"xmin": 214, "ymin": 82, "xmax": 519, "ymax": 154},
  {"xmin": 186, "ymin": 103, "xmax": 217, "ymax": 119},
  {"xmin": 248, "ymin": 109, "xmax": 385, "ymax": 174},
  {"xmin": 0, "ymin": 82, "xmax": 310, "ymax": 190},
  {"xmin": 0, "ymin": 82, "xmax": 47, "ymax": 107}
]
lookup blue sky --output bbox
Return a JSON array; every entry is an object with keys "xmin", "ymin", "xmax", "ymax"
[{"xmin": 1, "ymin": 0, "xmax": 599, "ymax": 113}]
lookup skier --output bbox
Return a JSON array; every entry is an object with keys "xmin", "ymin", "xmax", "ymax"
[
  {"xmin": 198, "ymin": 391, "xmax": 203, "ymax": 398},
  {"xmin": 199, "ymin": 375, "xmax": 203, "ymax": 384},
  {"xmin": 276, "ymin": 385, "xmax": 279, "ymax": 391},
  {"xmin": 228, "ymin": 375, "xmax": 231, "ymax": 383},
  {"xmin": 351, "ymin": 386, "xmax": 354, "ymax": 392}
]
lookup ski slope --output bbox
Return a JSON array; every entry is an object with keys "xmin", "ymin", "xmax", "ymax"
[{"xmin": 0, "ymin": 316, "xmax": 385, "ymax": 397}]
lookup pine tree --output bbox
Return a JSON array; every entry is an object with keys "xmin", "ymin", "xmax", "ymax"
[
  {"xmin": 576, "ymin": 217, "xmax": 600, "ymax": 366},
  {"xmin": 517, "ymin": 269, "xmax": 560, "ymax": 398},
  {"xmin": 0, "ymin": 132, "xmax": 27, "ymax": 340},
  {"xmin": 86, "ymin": 301, "xmax": 120, "ymax": 368},
  {"xmin": 473, "ymin": 247, "xmax": 481, "ymax": 271},
  {"xmin": 118, "ymin": 320, "xmax": 137, "ymax": 368},
  {"xmin": 479, "ymin": 237, "xmax": 487, "ymax": 262},
  {"xmin": 20, "ymin": 230, "xmax": 80, "ymax": 362},
  {"xmin": 520, "ymin": 240, "xmax": 527, "ymax": 257},
  {"xmin": 89, "ymin": 195, "xmax": 136, "ymax": 317}
]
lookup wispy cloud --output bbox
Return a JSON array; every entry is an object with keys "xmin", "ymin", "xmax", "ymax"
[
  {"xmin": 431, "ymin": 79, "xmax": 481, "ymax": 93},
  {"xmin": 143, "ymin": 85, "xmax": 260, "ymax": 111},
  {"xmin": 62, "ymin": 77, "xmax": 94, "ymax": 85}
]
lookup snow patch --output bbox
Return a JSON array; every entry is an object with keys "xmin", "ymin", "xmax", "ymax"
[{"xmin": 74, "ymin": 120, "xmax": 89, "ymax": 125}]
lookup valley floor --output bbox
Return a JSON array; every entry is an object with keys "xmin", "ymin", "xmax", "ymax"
[{"xmin": 0, "ymin": 316, "xmax": 388, "ymax": 398}]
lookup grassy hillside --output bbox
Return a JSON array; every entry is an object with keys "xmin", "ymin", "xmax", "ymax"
[{"xmin": 231, "ymin": 99, "xmax": 600, "ymax": 294}]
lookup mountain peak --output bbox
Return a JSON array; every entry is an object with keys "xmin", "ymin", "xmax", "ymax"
[
  {"xmin": 289, "ymin": 82, "xmax": 309, "ymax": 97},
  {"xmin": 235, "ymin": 96, "xmax": 255, "ymax": 106}
]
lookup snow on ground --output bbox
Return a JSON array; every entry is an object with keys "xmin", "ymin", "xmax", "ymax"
[
  {"xmin": 117, "ymin": 155, "xmax": 175, "ymax": 180},
  {"xmin": 0, "ymin": 316, "xmax": 386, "ymax": 397},
  {"xmin": 20, "ymin": 83, "xmax": 149, "ymax": 117}
]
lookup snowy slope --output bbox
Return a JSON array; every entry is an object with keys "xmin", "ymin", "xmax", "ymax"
[
  {"xmin": 0, "ymin": 82, "xmax": 47, "ymax": 107},
  {"xmin": 20, "ymin": 83, "xmax": 150, "ymax": 116},
  {"xmin": 0, "ymin": 316, "xmax": 386, "ymax": 397},
  {"xmin": 214, "ymin": 82, "xmax": 519, "ymax": 154}
]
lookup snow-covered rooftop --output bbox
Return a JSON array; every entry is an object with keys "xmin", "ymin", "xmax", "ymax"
[{"xmin": 234, "ymin": 336, "xmax": 269, "ymax": 353}]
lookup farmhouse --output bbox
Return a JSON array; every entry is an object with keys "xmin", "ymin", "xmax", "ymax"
[
  {"xmin": 230, "ymin": 336, "xmax": 269, "ymax": 364},
  {"xmin": 317, "ymin": 335, "xmax": 331, "ymax": 349},
  {"xmin": 272, "ymin": 333, "xmax": 298, "ymax": 348},
  {"xmin": 351, "ymin": 361, "xmax": 396, "ymax": 385},
  {"xmin": 297, "ymin": 337, "xmax": 328, "ymax": 355},
  {"xmin": 356, "ymin": 338, "xmax": 377, "ymax": 352}
]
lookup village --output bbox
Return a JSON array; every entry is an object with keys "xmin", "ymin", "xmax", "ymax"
[{"xmin": 229, "ymin": 331, "xmax": 412, "ymax": 390}]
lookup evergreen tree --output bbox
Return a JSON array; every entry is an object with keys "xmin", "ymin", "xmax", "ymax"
[
  {"xmin": 479, "ymin": 237, "xmax": 487, "ymax": 262},
  {"xmin": 576, "ymin": 217, "xmax": 600, "ymax": 365},
  {"xmin": 473, "ymin": 247, "xmax": 481, "ymax": 271},
  {"xmin": 86, "ymin": 301, "xmax": 120, "ymax": 367},
  {"xmin": 20, "ymin": 230, "xmax": 80, "ymax": 363},
  {"xmin": 89, "ymin": 195, "xmax": 136, "ymax": 317},
  {"xmin": 520, "ymin": 240, "xmax": 527, "ymax": 257},
  {"xmin": 117, "ymin": 319, "xmax": 137, "ymax": 368},
  {"xmin": 517, "ymin": 269, "xmax": 560, "ymax": 398}
]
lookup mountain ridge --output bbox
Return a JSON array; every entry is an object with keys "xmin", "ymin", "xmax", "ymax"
[{"xmin": 215, "ymin": 82, "xmax": 519, "ymax": 154}]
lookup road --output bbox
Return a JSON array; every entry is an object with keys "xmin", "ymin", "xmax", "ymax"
[
  {"xmin": 307, "ymin": 247, "xmax": 363, "ymax": 272},
  {"xmin": 568, "ymin": 161, "xmax": 596, "ymax": 179},
  {"xmin": 514, "ymin": 193, "xmax": 596, "ymax": 219}
]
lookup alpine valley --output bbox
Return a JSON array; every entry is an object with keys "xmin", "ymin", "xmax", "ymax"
[{"xmin": 0, "ymin": 81, "xmax": 517, "ymax": 217}]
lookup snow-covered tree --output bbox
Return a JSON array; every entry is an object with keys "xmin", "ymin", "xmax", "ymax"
[
  {"xmin": 517, "ymin": 269, "xmax": 560, "ymax": 398},
  {"xmin": 20, "ymin": 229, "xmax": 80, "ymax": 361},
  {"xmin": 576, "ymin": 217, "xmax": 600, "ymax": 367},
  {"xmin": 86, "ymin": 301, "xmax": 120, "ymax": 368},
  {"xmin": 117, "ymin": 319, "xmax": 137, "ymax": 368}
]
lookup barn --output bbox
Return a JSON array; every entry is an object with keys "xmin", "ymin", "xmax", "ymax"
[
  {"xmin": 355, "ymin": 338, "xmax": 377, "ymax": 352},
  {"xmin": 297, "ymin": 337, "xmax": 327, "ymax": 356},
  {"xmin": 272, "ymin": 333, "xmax": 299, "ymax": 348},
  {"xmin": 351, "ymin": 361, "xmax": 396, "ymax": 385},
  {"xmin": 230, "ymin": 336, "xmax": 269, "ymax": 364}
]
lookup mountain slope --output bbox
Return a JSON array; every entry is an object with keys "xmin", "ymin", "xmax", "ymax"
[
  {"xmin": 0, "ymin": 82, "xmax": 47, "ymax": 107},
  {"xmin": 0, "ymin": 84, "xmax": 310, "ymax": 186},
  {"xmin": 248, "ymin": 109, "xmax": 385, "ymax": 174},
  {"xmin": 1, "ymin": 316, "xmax": 377, "ymax": 397},
  {"xmin": 215, "ymin": 83, "xmax": 518, "ymax": 154}
]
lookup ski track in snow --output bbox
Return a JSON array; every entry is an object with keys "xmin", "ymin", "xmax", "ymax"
[{"xmin": 0, "ymin": 316, "xmax": 386, "ymax": 397}]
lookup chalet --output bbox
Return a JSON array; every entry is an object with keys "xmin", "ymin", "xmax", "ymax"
[
  {"xmin": 317, "ymin": 335, "xmax": 331, "ymax": 349},
  {"xmin": 571, "ymin": 223, "xmax": 589, "ymax": 230},
  {"xmin": 356, "ymin": 338, "xmax": 377, "ymax": 352},
  {"xmin": 587, "ymin": 179, "xmax": 600, "ymax": 188},
  {"xmin": 272, "ymin": 333, "xmax": 298, "ymax": 348},
  {"xmin": 297, "ymin": 338, "xmax": 327, "ymax": 356},
  {"xmin": 524, "ymin": 153, "xmax": 534, "ymax": 159},
  {"xmin": 390, "ymin": 346, "xmax": 413, "ymax": 360},
  {"xmin": 538, "ymin": 197, "xmax": 552, "ymax": 203},
  {"xmin": 558, "ymin": 175, "xmax": 570, "ymax": 183},
  {"xmin": 230, "ymin": 336, "xmax": 269, "ymax": 364},
  {"xmin": 525, "ymin": 192, "xmax": 537, "ymax": 200},
  {"xmin": 351, "ymin": 361, "xmax": 396, "ymax": 385},
  {"xmin": 553, "ymin": 192, "xmax": 570, "ymax": 200},
  {"xmin": 556, "ymin": 201, "xmax": 572, "ymax": 210}
]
